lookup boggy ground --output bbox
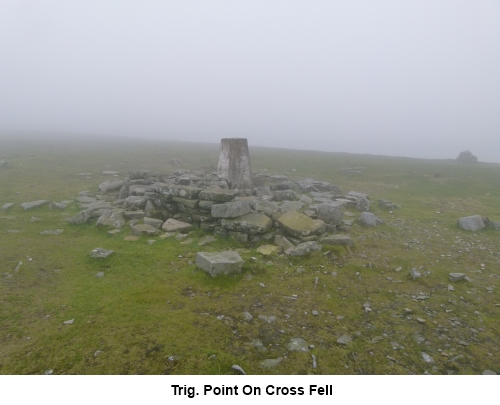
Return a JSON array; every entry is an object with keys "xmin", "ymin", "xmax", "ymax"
[{"xmin": 0, "ymin": 133, "xmax": 499, "ymax": 374}]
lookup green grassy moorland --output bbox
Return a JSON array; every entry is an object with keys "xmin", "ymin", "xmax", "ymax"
[{"xmin": 0, "ymin": 133, "xmax": 499, "ymax": 375}]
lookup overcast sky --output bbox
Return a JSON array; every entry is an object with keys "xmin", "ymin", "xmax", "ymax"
[{"xmin": 1, "ymin": 1, "xmax": 499, "ymax": 161}]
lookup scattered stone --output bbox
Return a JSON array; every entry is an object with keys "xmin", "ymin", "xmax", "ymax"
[
  {"xmin": 274, "ymin": 235, "xmax": 294, "ymax": 250},
  {"xmin": 196, "ymin": 251, "xmax": 244, "ymax": 277},
  {"xmin": 221, "ymin": 213, "xmax": 273, "ymax": 234},
  {"xmin": 421, "ymin": 352, "xmax": 434, "ymax": 363},
  {"xmin": 243, "ymin": 311, "xmax": 253, "ymax": 321},
  {"xmin": 231, "ymin": 365, "xmax": 246, "ymax": 375},
  {"xmin": 449, "ymin": 273, "xmax": 466, "ymax": 282},
  {"xmin": 317, "ymin": 203, "xmax": 344, "ymax": 226},
  {"xmin": 1, "ymin": 203, "xmax": 14, "ymax": 211},
  {"xmin": 337, "ymin": 334, "xmax": 352, "ymax": 345},
  {"xmin": 311, "ymin": 354, "xmax": 317, "ymax": 369},
  {"xmin": 260, "ymin": 357, "xmax": 283, "ymax": 368},
  {"xmin": 143, "ymin": 217, "xmax": 164, "ymax": 229},
  {"xmin": 130, "ymin": 223, "xmax": 160, "ymax": 236},
  {"xmin": 311, "ymin": 310, "xmax": 319, "ymax": 316},
  {"xmin": 108, "ymin": 229, "xmax": 121, "ymax": 235},
  {"xmin": 358, "ymin": 211, "xmax": 383, "ymax": 226},
  {"xmin": 457, "ymin": 215, "xmax": 487, "ymax": 231},
  {"xmin": 410, "ymin": 268, "xmax": 422, "ymax": 280},
  {"xmin": 96, "ymin": 210, "xmax": 126, "ymax": 229},
  {"xmin": 417, "ymin": 318, "xmax": 426, "ymax": 324},
  {"xmin": 49, "ymin": 201, "xmax": 68, "ymax": 210},
  {"xmin": 124, "ymin": 235, "xmax": 139, "ymax": 241},
  {"xmin": 95, "ymin": 272, "xmax": 104, "ymax": 278},
  {"xmin": 285, "ymin": 241, "xmax": 322, "ymax": 256},
  {"xmin": 90, "ymin": 248, "xmax": 114, "ymax": 258},
  {"xmin": 40, "ymin": 229, "xmax": 63, "ymax": 235},
  {"xmin": 20, "ymin": 200, "xmax": 50, "ymax": 211},
  {"xmin": 63, "ymin": 319, "xmax": 74, "ymax": 325},
  {"xmin": 198, "ymin": 235, "xmax": 216, "ymax": 246},
  {"xmin": 257, "ymin": 245, "xmax": 281, "ymax": 256},
  {"xmin": 320, "ymin": 234, "xmax": 353, "ymax": 247},
  {"xmin": 287, "ymin": 337, "xmax": 310, "ymax": 352},
  {"xmin": 258, "ymin": 315, "xmax": 276, "ymax": 323},
  {"xmin": 482, "ymin": 370, "xmax": 497, "ymax": 375}
]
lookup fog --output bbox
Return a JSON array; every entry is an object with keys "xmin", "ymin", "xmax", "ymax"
[{"xmin": 1, "ymin": 1, "xmax": 500, "ymax": 161}]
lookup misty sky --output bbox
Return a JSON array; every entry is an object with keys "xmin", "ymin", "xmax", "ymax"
[{"xmin": 1, "ymin": 1, "xmax": 499, "ymax": 161}]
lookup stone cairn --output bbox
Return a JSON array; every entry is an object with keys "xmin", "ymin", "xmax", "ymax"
[{"xmin": 64, "ymin": 138, "xmax": 386, "ymax": 274}]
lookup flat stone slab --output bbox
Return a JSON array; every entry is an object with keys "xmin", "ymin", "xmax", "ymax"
[
  {"xmin": 90, "ymin": 248, "xmax": 114, "ymax": 258},
  {"xmin": 130, "ymin": 223, "xmax": 160, "ymax": 236},
  {"xmin": 457, "ymin": 215, "xmax": 486, "ymax": 231},
  {"xmin": 196, "ymin": 251, "xmax": 244, "ymax": 277},
  {"xmin": 198, "ymin": 235, "xmax": 216, "ymax": 246},
  {"xmin": 161, "ymin": 218, "xmax": 193, "ymax": 232},
  {"xmin": 155, "ymin": 184, "xmax": 202, "ymax": 200},
  {"xmin": 143, "ymin": 217, "xmax": 164, "ymax": 229},
  {"xmin": 320, "ymin": 234, "xmax": 353, "ymax": 247},
  {"xmin": 257, "ymin": 245, "xmax": 282, "ymax": 255},
  {"xmin": 98, "ymin": 180, "xmax": 123, "ymax": 193},
  {"xmin": 278, "ymin": 210, "xmax": 325, "ymax": 237},
  {"xmin": 199, "ymin": 188, "xmax": 239, "ymax": 202},
  {"xmin": 211, "ymin": 200, "xmax": 251, "ymax": 219},
  {"xmin": 449, "ymin": 273, "xmax": 467, "ymax": 282},
  {"xmin": 20, "ymin": 200, "xmax": 50, "ymax": 211},
  {"xmin": 220, "ymin": 213, "xmax": 272, "ymax": 234},
  {"xmin": 124, "ymin": 210, "xmax": 145, "ymax": 220},
  {"xmin": 124, "ymin": 235, "xmax": 139, "ymax": 241}
]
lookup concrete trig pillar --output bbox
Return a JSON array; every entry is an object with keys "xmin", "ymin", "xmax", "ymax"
[{"xmin": 218, "ymin": 138, "xmax": 253, "ymax": 191}]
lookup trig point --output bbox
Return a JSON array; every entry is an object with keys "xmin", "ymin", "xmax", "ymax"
[{"xmin": 218, "ymin": 138, "xmax": 253, "ymax": 191}]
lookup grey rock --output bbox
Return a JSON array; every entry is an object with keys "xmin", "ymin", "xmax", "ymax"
[
  {"xmin": 76, "ymin": 196, "xmax": 97, "ymax": 204},
  {"xmin": 337, "ymin": 334, "xmax": 352, "ymax": 345},
  {"xmin": 358, "ymin": 211, "xmax": 383, "ymax": 226},
  {"xmin": 49, "ymin": 201, "xmax": 68, "ymax": 210},
  {"xmin": 278, "ymin": 210, "xmax": 325, "ymax": 237},
  {"xmin": 98, "ymin": 180, "xmax": 123, "ymax": 193},
  {"xmin": 1, "ymin": 203, "xmax": 14, "ymax": 211},
  {"xmin": 273, "ymin": 190, "xmax": 296, "ymax": 201},
  {"xmin": 130, "ymin": 223, "xmax": 160, "ymax": 236},
  {"xmin": 124, "ymin": 196, "xmax": 148, "ymax": 209},
  {"xmin": 196, "ymin": 251, "xmax": 244, "ymax": 277},
  {"xmin": 379, "ymin": 199, "xmax": 399, "ymax": 209},
  {"xmin": 143, "ymin": 217, "xmax": 164, "ymax": 229},
  {"xmin": 63, "ymin": 319, "xmax": 74, "ymax": 325},
  {"xmin": 317, "ymin": 203, "xmax": 344, "ymax": 225},
  {"xmin": 198, "ymin": 235, "xmax": 216, "ymax": 246},
  {"xmin": 280, "ymin": 200, "xmax": 305, "ymax": 213},
  {"xmin": 258, "ymin": 314, "xmax": 276, "ymax": 323},
  {"xmin": 95, "ymin": 272, "xmax": 104, "ymax": 278},
  {"xmin": 456, "ymin": 150, "xmax": 478, "ymax": 163},
  {"xmin": 285, "ymin": 241, "xmax": 322, "ymax": 256},
  {"xmin": 231, "ymin": 365, "xmax": 246, "ymax": 375},
  {"xmin": 129, "ymin": 170, "xmax": 150, "ymax": 179},
  {"xmin": 96, "ymin": 210, "xmax": 126, "ymax": 229},
  {"xmin": 211, "ymin": 200, "xmax": 251, "ymax": 218},
  {"xmin": 40, "ymin": 229, "xmax": 64, "ymax": 235},
  {"xmin": 482, "ymin": 370, "xmax": 497, "ymax": 375},
  {"xmin": 260, "ymin": 357, "xmax": 283, "ymax": 368},
  {"xmin": 20, "ymin": 200, "xmax": 50, "ymax": 211},
  {"xmin": 199, "ymin": 188, "xmax": 239, "ymax": 202},
  {"xmin": 68, "ymin": 210, "xmax": 91, "ymax": 224},
  {"xmin": 156, "ymin": 183, "xmax": 203, "ymax": 200},
  {"xmin": 457, "ymin": 215, "xmax": 486, "ymax": 231},
  {"xmin": 124, "ymin": 210, "xmax": 145, "ymax": 220},
  {"xmin": 410, "ymin": 268, "xmax": 422, "ymax": 280},
  {"xmin": 221, "ymin": 213, "xmax": 273, "ymax": 234},
  {"xmin": 243, "ymin": 311, "xmax": 253, "ymax": 321},
  {"xmin": 299, "ymin": 195, "xmax": 313, "ymax": 204},
  {"xmin": 320, "ymin": 234, "xmax": 353, "ymax": 247},
  {"xmin": 449, "ymin": 273, "xmax": 466, "ymax": 282},
  {"xmin": 90, "ymin": 248, "xmax": 114, "ymax": 258},
  {"xmin": 162, "ymin": 218, "xmax": 193, "ymax": 233},
  {"xmin": 274, "ymin": 235, "xmax": 294, "ymax": 250},
  {"xmin": 287, "ymin": 337, "xmax": 310, "ymax": 352},
  {"xmin": 421, "ymin": 352, "xmax": 434, "ymax": 363}
]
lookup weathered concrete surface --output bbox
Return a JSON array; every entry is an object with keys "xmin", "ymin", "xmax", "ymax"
[
  {"xmin": 218, "ymin": 138, "xmax": 253, "ymax": 191},
  {"xmin": 196, "ymin": 251, "xmax": 244, "ymax": 277}
]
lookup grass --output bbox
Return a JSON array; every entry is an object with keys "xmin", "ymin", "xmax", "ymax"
[{"xmin": 0, "ymin": 133, "xmax": 499, "ymax": 374}]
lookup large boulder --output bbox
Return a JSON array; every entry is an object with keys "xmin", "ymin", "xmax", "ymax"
[
  {"xmin": 457, "ymin": 215, "xmax": 487, "ymax": 231},
  {"xmin": 456, "ymin": 150, "xmax": 478, "ymax": 163},
  {"xmin": 211, "ymin": 201, "xmax": 251, "ymax": 219},
  {"xmin": 317, "ymin": 203, "xmax": 343, "ymax": 225},
  {"xmin": 220, "ymin": 213, "xmax": 273, "ymax": 234},
  {"xmin": 278, "ymin": 210, "xmax": 325, "ymax": 237},
  {"xmin": 20, "ymin": 200, "xmax": 50, "ymax": 211},
  {"xmin": 196, "ymin": 251, "xmax": 244, "ymax": 277}
]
